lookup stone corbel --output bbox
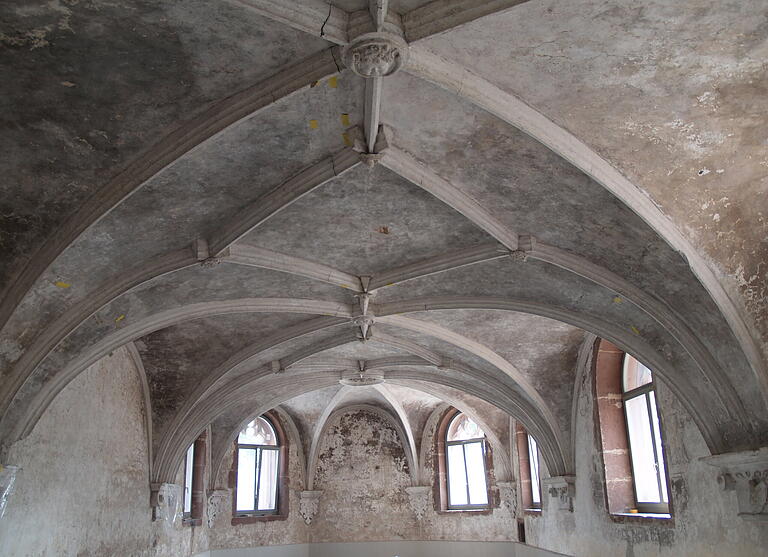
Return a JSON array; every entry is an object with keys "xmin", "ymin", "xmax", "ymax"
[
  {"xmin": 206, "ymin": 489, "xmax": 230, "ymax": 528},
  {"xmin": 497, "ymin": 481, "xmax": 517, "ymax": 515},
  {"xmin": 0, "ymin": 465, "xmax": 20, "ymax": 519},
  {"xmin": 299, "ymin": 490, "xmax": 323, "ymax": 525},
  {"xmin": 150, "ymin": 482, "xmax": 182, "ymax": 525},
  {"xmin": 542, "ymin": 475, "xmax": 575, "ymax": 512},
  {"xmin": 405, "ymin": 485, "xmax": 431, "ymax": 520},
  {"xmin": 703, "ymin": 448, "xmax": 768, "ymax": 521}
]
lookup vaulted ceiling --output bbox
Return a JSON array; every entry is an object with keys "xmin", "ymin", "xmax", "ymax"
[{"xmin": 1, "ymin": 0, "xmax": 766, "ymax": 483}]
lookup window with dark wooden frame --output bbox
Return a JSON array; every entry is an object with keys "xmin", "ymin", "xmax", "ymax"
[
  {"xmin": 445, "ymin": 412, "xmax": 490, "ymax": 509},
  {"xmin": 622, "ymin": 354, "xmax": 670, "ymax": 514},
  {"xmin": 234, "ymin": 415, "xmax": 280, "ymax": 516}
]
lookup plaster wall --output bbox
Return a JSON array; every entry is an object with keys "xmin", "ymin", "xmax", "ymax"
[
  {"xmin": 0, "ymin": 346, "xmax": 207, "ymax": 557},
  {"xmin": 208, "ymin": 406, "xmax": 517, "ymax": 551},
  {"xmin": 523, "ymin": 356, "xmax": 768, "ymax": 557}
]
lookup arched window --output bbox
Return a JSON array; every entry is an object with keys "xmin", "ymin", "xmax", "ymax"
[
  {"xmin": 234, "ymin": 415, "xmax": 280, "ymax": 516},
  {"xmin": 622, "ymin": 354, "xmax": 669, "ymax": 513},
  {"xmin": 445, "ymin": 412, "xmax": 489, "ymax": 509},
  {"xmin": 595, "ymin": 339, "xmax": 671, "ymax": 517}
]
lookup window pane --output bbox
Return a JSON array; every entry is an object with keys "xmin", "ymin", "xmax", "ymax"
[
  {"xmin": 447, "ymin": 413, "xmax": 485, "ymax": 441},
  {"xmin": 447, "ymin": 444, "xmax": 468, "ymax": 506},
  {"xmin": 257, "ymin": 448, "xmax": 279, "ymax": 511},
  {"xmin": 238, "ymin": 416, "xmax": 277, "ymax": 445},
  {"xmin": 625, "ymin": 394, "xmax": 661, "ymax": 502},
  {"xmin": 623, "ymin": 355, "xmax": 653, "ymax": 392},
  {"xmin": 527, "ymin": 435, "xmax": 541, "ymax": 505},
  {"xmin": 236, "ymin": 448, "xmax": 257, "ymax": 511},
  {"xmin": 648, "ymin": 391, "xmax": 668, "ymax": 503},
  {"xmin": 464, "ymin": 441, "xmax": 488, "ymax": 505},
  {"xmin": 183, "ymin": 444, "xmax": 194, "ymax": 513}
]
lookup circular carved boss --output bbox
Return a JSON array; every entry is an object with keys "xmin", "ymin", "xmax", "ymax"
[{"xmin": 342, "ymin": 33, "xmax": 409, "ymax": 78}]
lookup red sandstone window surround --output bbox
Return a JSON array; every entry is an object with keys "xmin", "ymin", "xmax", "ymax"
[
  {"xmin": 515, "ymin": 422, "xmax": 541, "ymax": 512},
  {"xmin": 182, "ymin": 430, "xmax": 207, "ymax": 526},
  {"xmin": 594, "ymin": 339, "xmax": 672, "ymax": 518}
]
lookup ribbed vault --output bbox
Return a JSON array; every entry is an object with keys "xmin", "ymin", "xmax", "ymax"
[{"xmin": 1, "ymin": 0, "xmax": 767, "ymax": 495}]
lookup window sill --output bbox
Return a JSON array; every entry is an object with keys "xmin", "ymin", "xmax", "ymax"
[
  {"xmin": 437, "ymin": 507, "xmax": 493, "ymax": 516},
  {"xmin": 524, "ymin": 508, "xmax": 542, "ymax": 516},
  {"xmin": 182, "ymin": 517, "xmax": 202, "ymax": 527},
  {"xmin": 231, "ymin": 513, "xmax": 287, "ymax": 525},
  {"xmin": 610, "ymin": 512, "xmax": 673, "ymax": 525}
]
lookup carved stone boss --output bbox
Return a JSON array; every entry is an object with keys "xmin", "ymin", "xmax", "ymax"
[{"xmin": 342, "ymin": 32, "xmax": 409, "ymax": 78}]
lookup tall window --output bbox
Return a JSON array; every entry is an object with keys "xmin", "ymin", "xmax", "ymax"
[
  {"xmin": 595, "ymin": 339, "xmax": 671, "ymax": 517},
  {"xmin": 183, "ymin": 443, "xmax": 194, "ymax": 517},
  {"xmin": 445, "ymin": 413, "xmax": 489, "ymax": 509},
  {"xmin": 622, "ymin": 355, "xmax": 669, "ymax": 513},
  {"xmin": 235, "ymin": 416, "xmax": 280, "ymax": 515},
  {"xmin": 515, "ymin": 423, "xmax": 541, "ymax": 511},
  {"xmin": 181, "ymin": 431, "xmax": 206, "ymax": 525},
  {"xmin": 527, "ymin": 434, "xmax": 542, "ymax": 508}
]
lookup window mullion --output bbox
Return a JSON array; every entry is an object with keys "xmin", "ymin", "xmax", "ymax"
[
  {"xmin": 645, "ymin": 392, "xmax": 665, "ymax": 503},
  {"xmin": 254, "ymin": 447, "xmax": 262, "ymax": 511}
]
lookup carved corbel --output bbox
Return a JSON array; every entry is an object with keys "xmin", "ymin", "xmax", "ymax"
[
  {"xmin": 299, "ymin": 490, "xmax": 323, "ymax": 525},
  {"xmin": 703, "ymin": 448, "xmax": 768, "ymax": 521},
  {"xmin": 542, "ymin": 475, "xmax": 575, "ymax": 512},
  {"xmin": 150, "ymin": 482, "xmax": 182, "ymax": 525},
  {"xmin": 206, "ymin": 489, "xmax": 230, "ymax": 528},
  {"xmin": 497, "ymin": 480, "xmax": 517, "ymax": 515},
  {"xmin": 405, "ymin": 485, "xmax": 431, "ymax": 520},
  {"xmin": 0, "ymin": 465, "xmax": 19, "ymax": 519}
]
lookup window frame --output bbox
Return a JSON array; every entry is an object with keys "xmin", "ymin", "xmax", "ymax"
[
  {"xmin": 435, "ymin": 408, "xmax": 494, "ymax": 513},
  {"xmin": 515, "ymin": 422, "xmax": 542, "ymax": 512},
  {"xmin": 182, "ymin": 442, "xmax": 195, "ymax": 518},
  {"xmin": 445, "ymin": 416, "xmax": 490, "ymax": 510},
  {"xmin": 181, "ymin": 430, "xmax": 206, "ymax": 526},
  {"xmin": 622, "ymin": 356, "xmax": 670, "ymax": 514},
  {"xmin": 526, "ymin": 434, "xmax": 542, "ymax": 510},
  {"xmin": 229, "ymin": 411, "xmax": 289, "ymax": 524}
]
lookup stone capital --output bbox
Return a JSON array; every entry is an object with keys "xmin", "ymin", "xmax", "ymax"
[{"xmin": 703, "ymin": 447, "xmax": 768, "ymax": 521}]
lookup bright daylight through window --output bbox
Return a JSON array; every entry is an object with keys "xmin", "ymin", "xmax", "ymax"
[
  {"xmin": 623, "ymin": 355, "xmax": 669, "ymax": 514},
  {"xmin": 445, "ymin": 413, "xmax": 489, "ymax": 509},
  {"xmin": 235, "ymin": 416, "xmax": 280, "ymax": 515}
]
